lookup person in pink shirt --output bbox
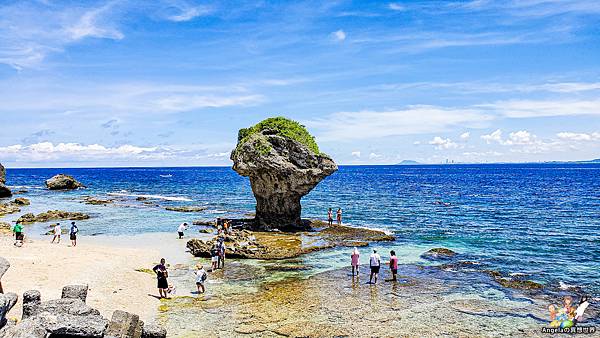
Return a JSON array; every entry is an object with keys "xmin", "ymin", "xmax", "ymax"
[
  {"xmin": 389, "ymin": 250, "xmax": 398, "ymax": 281},
  {"xmin": 351, "ymin": 247, "xmax": 360, "ymax": 276}
]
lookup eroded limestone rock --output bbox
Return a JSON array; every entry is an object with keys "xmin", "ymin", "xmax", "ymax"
[
  {"xmin": 231, "ymin": 117, "xmax": 337, "ymax": 231},
  {"xmin": 45, "ymin": 174, "xmax": 85, "ymax": 190}
]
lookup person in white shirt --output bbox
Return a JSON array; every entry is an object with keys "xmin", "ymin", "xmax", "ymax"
[
  {"xmin": 194, "ymin": 265, "xmax": 207, "ymax": 294},
  {"xmin": 177, "ymin": 222, "xmax": 188, "ymax": 239},
  {"xmin": 369, "ymin": 249, "xmax": 381, "ymax": 284},
  {"xmin": 51, "ymin": 223, "xmax": 61, "ymax": 244}
]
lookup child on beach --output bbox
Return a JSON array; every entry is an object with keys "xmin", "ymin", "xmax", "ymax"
[
  {"xmin": 351, "ymin": 247, "xmax": 360, "ymax": 276},
  {"xmin": 153, "ymin": 258, "xmax": 169, "ymax": 299},
  {"xmin": 51, "ymin": 223, "xmax": 61, "ymax": 244},
  {"xmin": 195, "ymin": 265, "xmax": 207, "ymax": 294},
  {"xmin": 563, "ymin": 296, "xmax": 575, "ymax": 319},
  {"xmin": 389, "ymin": 250, "xmax": 398, "ymax": 281},
  {"xmin": 369, "ymin": 249, "xmax": 381, "ymax": 284},
  {"xmin": 13, "ymin": 223, "xmax": 24, "ymax": 247}
]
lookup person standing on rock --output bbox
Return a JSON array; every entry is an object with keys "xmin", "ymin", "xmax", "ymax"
[
  {"xmin": 51, "ymin": 223, "xmax": 61, "ymax": 244},
  {"xmin": 351, "ymin": 247, "xmax": 360, "ymax": 276},
  {"xmin": 177, "ymin": 222, "xmax": 187, "ymax": 239},
  {"xmin": 69, "ymin": 222, "xmax": 79, "ymax": 247},
  {"xmin": 327, "ymin": 208, "xmax": 333, "ymax": 226},
  {"xmin": 336, "ymin": 208, "xmax": 343, "ymax": 225},
  {"xmin": 153, "ymin": 258, "xmax": 169, "ymax": 299},
  {"xmin": 13, "ymin": 223, "xmax": 24, "ymax": 247},
  {"xmin": 369, "ymin": 249, "xmax": 381, "ymax": 284},
  {"xmin": 389, "ymin": 250, "xmax": 398, "ymax": 282}
]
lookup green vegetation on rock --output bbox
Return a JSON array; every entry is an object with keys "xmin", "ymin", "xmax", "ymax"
[{"xmin": 236, "ymin": 117, "xmax": 320, "ymax": 154}]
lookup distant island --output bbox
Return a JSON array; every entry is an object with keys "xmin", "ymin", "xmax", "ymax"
[{"xmin": 396, "ymin": 160, "xmax": 421, "ymax": 165}]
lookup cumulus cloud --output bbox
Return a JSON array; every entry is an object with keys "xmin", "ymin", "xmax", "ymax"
[
  {"xmin": 429, "ymin": 136, "xmax": 459, "ymax": 150},
  {"xmin": 460, "ymin": 132, "xmax": 470, "ymax": 140},
  {"xmin": 369, "ymin": 152, "xmax": 383, "ymax": 160},
  {"xmin": 0, "ymin": 141, "xmax": 238, "ymax": 164},
  {"xmin": 351, "ymin": 151, "xmax": 361, "ymax": 158},
  {"xmin": 556, "ymin": 132, "xmax": 600, "ymax": 141},
  {"xmin": 333, "ymin": 30, "xmax": 346, "ymax": 41},
  {"xmin": 481, "ymin": 129, "xmax": 503, "ymax": 144}
]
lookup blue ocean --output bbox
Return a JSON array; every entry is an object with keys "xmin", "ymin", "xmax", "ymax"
[{"xmin": 4, "ymin": 164, "xmax": 600, "ymax": 296}]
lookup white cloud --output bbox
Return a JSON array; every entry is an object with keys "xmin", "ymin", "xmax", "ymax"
[
  {"xmin": 482, "ymin": 99, "xmax": 600, "ymax": 118},
  {"xmin": 369, "ymin": 152, "xmax": 383, "ymax": 160},
  {"xmin": 388, "ymin": 3, "xmax": 405, "ymax": 11},
  {"xmin": 0, "ymin": 82, "xmax": 264, "ymax": 116},
  {"xmin": 429, "ymin": 136, "xmax": 459, "ymax": 150},
  {"xmin": 556, "ymin": 132, "xmax": 600, "ymax": 141},
  {"xmin": 481, "ymin": 129, "xmax": 503, "ymax": 144},
  {"xmin": 460, "ymin": 132, "xmax": 470, "ymax": 140},
  {"xmin": 166, "ymin": 6, "xmax": 211, "ymax": 22},
  {"xmin": 333, "ymin": 30, "xmax": 346, "ymax": 41},
  {"xmin": 351, "ymin": 151, "xmax": 361, "ymax": 158},
  {"xmin": 65, "ymin": 3, "xmax": 124, "ymax": 41},
  {"xmin": 307, "ymin": 105, "xmax": 492, "ymax": 141},
  {"xmin": 413, "ymin": 141, "xmax": 421, "ymax": 145}
]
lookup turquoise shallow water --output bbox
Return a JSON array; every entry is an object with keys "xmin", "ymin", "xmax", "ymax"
[{"xmin": 3, "ymin": 163, "xmax": 600, "ymax": 297}]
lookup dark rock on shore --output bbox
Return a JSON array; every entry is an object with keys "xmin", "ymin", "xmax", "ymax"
[
  {"xmin": 483, "ymin": 270, "xmax": 544, "ymax": 290},
  {"xmin": 231, "ymin": 117, "xmax": 337, "ymax": 231},
  {"xmin": 0, "ymin": 163, "xmax": 11, "ymax": 198},
  {"xmin": 45, "ymin": 174, "xmax": 85, "ymax": 190},
  {"xmin": 421, "ymin": 247, "xmax": 457, "ymax": 260},
  {"xmin": 17, "ymin": 210, "xmax": 90, "ymax": 224},
  {"xmin": 12, "ymin": 197, "xmax": 30, "ymax": 205},
  {"xmin": 193, "ymin": 219, "xmax": 214, "ymax": 226},
  {"xmin": 82, "ymin": 196, "xmax": 114, "ymax": 205},
  {"xmin": 165, "ymin": 206, "xmax": 207, "ymax": 212},
  {"xmin": 0, "ymin": 282, "xmax": 167, "ymax": 338}
]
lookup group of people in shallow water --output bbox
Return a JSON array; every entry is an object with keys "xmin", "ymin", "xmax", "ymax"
[
  {"xmin": 350, "ymin": 247, "xmax": 399, "ymax": 284},
  {"xmin": 327, "ymin": 208, "xmax": 343, "ymax": 226},
  {"xmin": 12, "ymin": 221, "xmax": 79, "ymax": 247}
]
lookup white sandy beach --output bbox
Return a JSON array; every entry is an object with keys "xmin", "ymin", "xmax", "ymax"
[{"xmin": 0, "ymin": 232, "xmax": 197, "ymax": 323}]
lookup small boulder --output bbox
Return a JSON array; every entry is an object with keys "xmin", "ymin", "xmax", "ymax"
[
  {"xmin": 105, "ymin": 310, "xmax": 142, "ymax": 338},
  {"xmin": 0, "ymin": 292, "xmax": 18, "ymax": 328},
  {"xmin": 13, "ymin": 197, "xmax": 30, "ymax": 205},
  {"xmin": 22, "ymin": 290, "xmax": 41, "ymax": 319},
  {"xmin": 61, "ymin": 285, "xmax": 88, "ymax": 303},
  {"xmin": 420, "ymin": 248, "xmax": 457, "ymax": 260},
  {"xmin": 0, "ymin": 163, "xmax": 11, "ymax": 198},
  {"xmin": 164, "ymin": 206, "xmax": 207, "ymax": 212},
  {"xmin": 142, "ymin": 323, "xmax": 167, "ymax": 338},
  {"xmin": 45, "ymin": 174, "xmax": 85, "ymax": 190}
]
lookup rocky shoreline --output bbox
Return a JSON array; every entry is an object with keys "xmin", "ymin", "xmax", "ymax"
[{"xmin": 187, "ymin": 221, "xmax": 395, "ymax": 260}]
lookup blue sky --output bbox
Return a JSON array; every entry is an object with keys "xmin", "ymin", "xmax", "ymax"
[{"xmin": 0, "ymin": 0, "xmax": 599, "ymax": 167}]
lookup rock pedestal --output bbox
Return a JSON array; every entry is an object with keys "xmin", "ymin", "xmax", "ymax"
[{"xmin": 231, "ymin": 119, "xmax": 337, "ymax": 231}]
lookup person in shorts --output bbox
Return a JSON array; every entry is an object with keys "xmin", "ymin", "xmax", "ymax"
[
  {"xmin": 13, "ymin": 223, "xmax": 24, "ymax": 247},
  {"xmin": 327, "ymin": 208, "xmax": 333, "ymax": 226},
  {"xmin": 153, "ymin": 258, "xmax": 169, "ymax": 299},
  {"xmin": 389, "ymin": 250, "xmax": 398, "ymax": 281},
  {"xmin": 177, "ymin": 222, "xmax": 187, "ymax": 239},
  {"xmin": 210, "ymin": 245, "xmax": 219, "ymax": 271},
  {"xmin": 69, "ymin": 222, "xmax": 79, "ymax": 247},
  {"xmin": 194, "ymin": 265, "xmax": 207, "ymax": 294},
  {"xmin": 51, "ymin": 223, "xmax": 61, "ymax": 244},
  {"xmin": 369, "ymin": 249, "xmax": 381, "ymax": 284}
]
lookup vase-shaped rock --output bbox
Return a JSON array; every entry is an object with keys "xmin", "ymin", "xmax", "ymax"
[{"xmin": 231, "ymin": 117, "xmax": 337, "ymax": 231}]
